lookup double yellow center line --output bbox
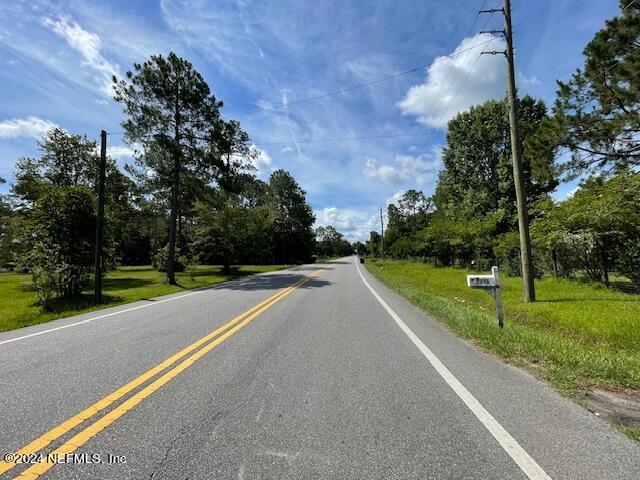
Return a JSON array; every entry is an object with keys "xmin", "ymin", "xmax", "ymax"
[{"xmin": 3, "ymin": 269, "xmax": 324, "ymax": 479}]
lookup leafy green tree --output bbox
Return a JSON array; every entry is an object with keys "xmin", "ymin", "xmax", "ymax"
[
  {"xmin": 385, "ymin": 189, "xmax": 432, "ymax": 257},
  {"xmin": 531, "ymin": 172, "xmax": 640, "ymax": 284},
  {"xmin": 13, "ymin": 128, "xmax": 98, "ymax": 205},
  {"xmin": 422, "ymin": 214, "xmax": 499, "ymax": 268},
  {"xmin": 208, "ymin": 119, "xmax": 256, "ymax": 196},
  {"xmin": 367, "ymin": 231, "xmax": 381, "ymax": 257},
  {"xmin": 268, "ymin": 170, "xmax": 315, "ymax": 263},
  {"xmin": 353, "ymin": 241, "xmax": 366, "ymax": 255},
  {"xmin": 315, "ymin": 225, "xmax": 351, "ymax": 257},
  {"xmin": 529, "ymin": 1, "xmax": 640, "ymax": 177},
  {"xmin": 29, "ymin": 187, "xmax": 96, "ymax": 308},
  {"xmin": 113, "ymin": 52, "xmax": 222, "ymax": 284},
  {"xmin": 435, "ymin": 96, "xmax": 556, "ymax": 231},
  {"xmin": 12, "ymin": 128, "xmax": 137, "ymax": 269},
  {"xmin": 193, "ymin": 198, "xmax": 249, "ymax": 270},
  {"xmin": 426, "ymin": 96, "xmax": 556, "ymax": 267},
  {"xmin": 0, "ymin": 177, "xmax": 13, "ymax": 268}
]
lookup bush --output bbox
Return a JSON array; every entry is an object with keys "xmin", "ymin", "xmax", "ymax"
[
  {"xmin": 154, "ymin": 244, "xmax": 186, "ymax": 273},
  {"xmin": 29, "ymin": 187, "xmax": 96, "ymax": 308},
  {"xmin": 494, "ymin": 232, "xmax": 522, "ymax": 277},
  {"xmin": 618, "ymin": 240, "xmax": 640, "ymax": 286}
]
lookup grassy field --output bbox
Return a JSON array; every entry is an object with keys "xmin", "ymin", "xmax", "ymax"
[
  {"xmin": 365, "ymin": 259, "xmax": 640, "ymax": 437},
  {"xmin": 0, "ymin": 265, "xmax": 285, "ymax": 333}
]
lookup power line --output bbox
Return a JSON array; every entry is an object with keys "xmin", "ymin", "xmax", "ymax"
[
  {"xmin": 257, "ymin": 131, "xmax": 431, "ymax": 146},
  {"xmin": 232, "ymin": 36, "xmax": 497, "ymax": 117},
  {"xmin": 425, "ymin": 14, "xmax": 495, "ymax": 131},
  {"xmin": 106, "ymin": 45, "xmax": 640, "ymax": 150},
  {"xmin": 408, "ymin": 3, "xmax": 496, "ymax": 155}
]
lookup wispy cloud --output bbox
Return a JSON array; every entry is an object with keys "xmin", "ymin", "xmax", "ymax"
[
  {"xmin": 0, "ymin": 116, "xmax": 57, "ymax": 139},
  {"xmin": 518, "ymin": 72, "xmax": 541, "ymax": 86},
  {"xmin": 42, "ymin": 16, "xmax": 119, "ymax": 97}
]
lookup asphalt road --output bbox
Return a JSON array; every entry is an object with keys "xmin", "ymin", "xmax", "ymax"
[{"xmin": 1, "ymin": 257, "xmax": 639, "ymax": 479}]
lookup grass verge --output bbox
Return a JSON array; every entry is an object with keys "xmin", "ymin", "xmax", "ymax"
[
  {"xmin": 0, "ymin": 265, "xmax": 286, "ymax": 333},
  {"xmin": 365, "ymin": 259, "xmax": 640, "ymax": 440}
]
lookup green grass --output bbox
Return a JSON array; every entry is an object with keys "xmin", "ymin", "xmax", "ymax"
[
  {"xmin": 0, "ymin": 265, "xmax": 286, "ymax": 333},
  {"xmin": 365, "ymin": 259, "xmax": 640, "ymax": 438}
]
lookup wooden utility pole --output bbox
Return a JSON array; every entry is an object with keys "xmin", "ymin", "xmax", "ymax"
[
  {"xmin": 379, "ymin": 207, "xmax": 385, "ymax": 258},
  {"xmin": 94, "ymin": 130, "xmax": 107, "ymax": 305},
  {"xmin": 503, "ymin": 0, "xmax": 535, "ymax": 302},
  {"xmin": 481, "ymin": 0, "xmax": 536, "ymax": 302}
]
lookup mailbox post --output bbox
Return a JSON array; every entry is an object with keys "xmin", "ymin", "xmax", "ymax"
[{"xmin": 467, "ymin": 266, "xmax": 504, "ymax": 328}]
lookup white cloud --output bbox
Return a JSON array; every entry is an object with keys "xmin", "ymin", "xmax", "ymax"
[
  {"xmin": 252, "ymin": 147, "xmax": 272, "ymax": 171},
  {"xmin": 42, "ymin": 16, "xmax": 119, "ymax": 97},
  {"xmin": 387, "ymin": 190, "xmax": 405, "ymax": 206},
  {"xmin": 518, "ymin": 72, "xmax": 541, "ymax": 86},
  {"xmin": 398, "ymin": 33, "xmax": 505, "ymax": 128},
  {"xmin": 363, "ymin": 158, "xmax": 408, "ymax": 185},
  {"xmin": 280, "ymin": 146, "xmax": 294, "ymax": 154},
  {"xmin": 0, "ymin": 116, "xmax": 57, "ymax": 139},
  {"xmin": 107, "ymin": 145, "xmax": 136, "ymax": 160},
  {"xmin": 314, "ymin": 207, "xmax": 379, "ymax": 242},
  {"xmin": 363, "ymin": 146, "xmax": 443, "ymax": 187}
]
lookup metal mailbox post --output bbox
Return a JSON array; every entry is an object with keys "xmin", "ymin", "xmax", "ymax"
[{"xmin": 467, "ymin": 266, "xmax": 504, "ymax": 328}]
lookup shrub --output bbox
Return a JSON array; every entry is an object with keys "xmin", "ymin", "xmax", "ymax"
[
  {"xmin": 618, "ymin": 240, "xmax": 640, "ymax": 286},
  {"xmin": 29, "ymin": 187, "xmax": 96, "ymax": 308},
  {"xmin": 154, "ymin": 244, "xmax": 186, "ymax": 273}
]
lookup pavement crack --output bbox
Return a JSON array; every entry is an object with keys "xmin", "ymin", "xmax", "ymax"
[{"xmin": 149, "ymin": 428, "xmax": 188, "ymax": 480}]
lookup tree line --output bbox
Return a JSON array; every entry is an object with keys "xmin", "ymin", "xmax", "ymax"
[
  {"xmin": 371, "ymin": 0, "xmax": 640, "ymax": 288},
  {"xmin": 0, "ymin": 53, "xmax": 351, "ymax": 308}
]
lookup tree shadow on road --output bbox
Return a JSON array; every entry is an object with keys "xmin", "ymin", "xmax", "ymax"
[{"xmin": 209, "ymin": 273, "xmax": 332, "ymax": 292}]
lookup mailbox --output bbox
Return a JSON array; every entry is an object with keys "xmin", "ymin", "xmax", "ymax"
[
  {"xmin": 467, "ymin": 275, "xmax": 496, "ymax": 288},
  {"xmin": 466, "ymin": 266, "xmax": 504, "ymax": 328}
]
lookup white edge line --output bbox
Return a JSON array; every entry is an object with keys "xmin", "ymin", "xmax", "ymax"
[
  {"xmin": 0, "ymin": 290, "xmax": 203, "ymax": 346},
  {"xmin": 355, "ymin": 259, "xmax": 551, "ymax": 480},
  {"xmin": 0, "ymin": 267, "xmax": 299, "ymax": 347}
]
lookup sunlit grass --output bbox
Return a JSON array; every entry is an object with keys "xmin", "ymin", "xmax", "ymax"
[
  {"xmin": 0, "ymin": 265, "xmax": 286, "ymax": 332},
  {"xmin": 365, "ymin": 260, "xmax": 640, "ymax": 395}
]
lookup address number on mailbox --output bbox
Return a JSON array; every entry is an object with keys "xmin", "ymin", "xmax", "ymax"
[{"xmin": 467, "ymin": 275, "xmax": 496, "ymax": 288}]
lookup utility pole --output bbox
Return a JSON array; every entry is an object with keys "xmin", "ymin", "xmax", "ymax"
[
  {"xmin": 379, "ymin": 207, "xmax": 385, "ymax": 258},
  {"xmin": 94, "ymin": 130, "xmax": 107, "ymax": 305},
  {"xmin": 481, "ymin": 0, "xmax": 536, "ymax": 302}
]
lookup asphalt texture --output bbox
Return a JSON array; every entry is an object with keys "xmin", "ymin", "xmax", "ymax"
[{"xmin": 1, "ymin": 257, "xmax": 639, "ymax": 479}]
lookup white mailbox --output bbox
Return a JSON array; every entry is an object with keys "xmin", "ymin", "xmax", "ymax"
[
  {"xmin": 467, "ymin": 275, "xmax": 496, "ymax": 288},
  {"xmin": 466, "ymin": 266, "xmax": 504, "ymax": 328}
]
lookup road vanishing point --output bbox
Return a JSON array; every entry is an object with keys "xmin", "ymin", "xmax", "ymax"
[{"xmin": 1, "ymin": 258, "xmax": 639, "ymax": 479}]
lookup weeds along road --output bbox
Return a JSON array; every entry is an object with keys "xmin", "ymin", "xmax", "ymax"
[{"xmin": 0, "ymin": 258, "xmax": 639, "ymax": 479}]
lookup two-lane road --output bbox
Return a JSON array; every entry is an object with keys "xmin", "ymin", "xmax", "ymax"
[{"xmin": 1, "ymin": 258, "xmax": 639, "ymax": 479}]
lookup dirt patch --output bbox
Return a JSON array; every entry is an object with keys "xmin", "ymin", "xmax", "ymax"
[{"xmin": 584, "ymin": 388, "xmax": 640, "ymax": 428}]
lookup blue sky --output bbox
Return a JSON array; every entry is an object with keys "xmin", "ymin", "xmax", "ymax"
[{"xmin": 0, "ymin": 0, "xmax": 620, "ymax": 240}]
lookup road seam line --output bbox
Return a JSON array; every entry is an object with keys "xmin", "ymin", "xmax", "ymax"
[
  {"xmin": 0, "ymin": 276, "xmax": 309, "ymax": 477},
  {"xmin": 355, "ymin": 260, "xmax": 551, "ymax": 480}
]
